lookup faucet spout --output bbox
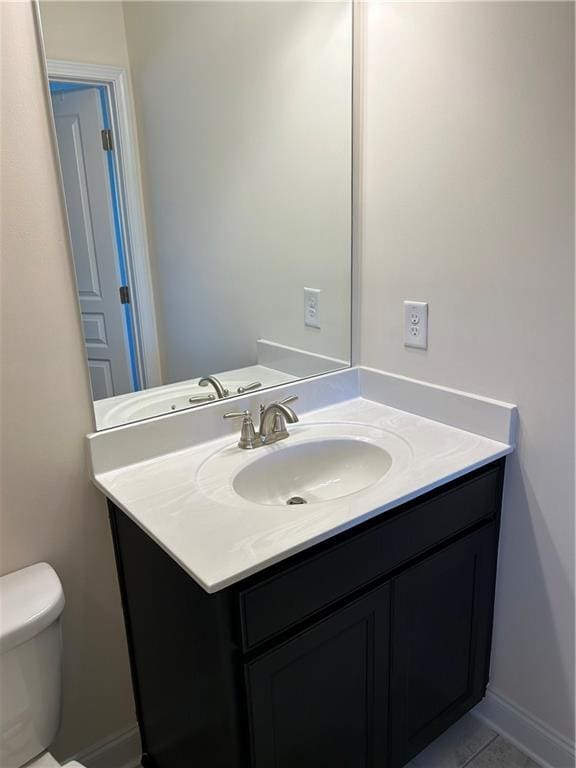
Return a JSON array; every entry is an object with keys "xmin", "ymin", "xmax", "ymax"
[
  {"xmin": 198, "ymin": 375, "xmax": 229, "ymax": 399},
  {"xmin": 259, "ymin": 398, "xmax": 299, "ymax": 444}
]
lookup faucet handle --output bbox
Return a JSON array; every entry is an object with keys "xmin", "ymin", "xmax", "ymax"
[
  {"xmin": 223, "ymin": 410, "xmax": 250, "ymax": 420},
  {"xmin": 279, "ymin": 395, "xmax": 298, "ymax": 406},
  {"xmin": 259, "ymin": 395, "xmax": 298, "ymax": 416},
  {"xmin": 223, "ymin": 410, "xmax": 261, "ymax": 450},
  {"xmin": 237, "ymin": 381, "xmax": 262, "ymax": 394},
  {"xmin": 188, "ymin": 393, "xmax": 216, "ymax": 404}
]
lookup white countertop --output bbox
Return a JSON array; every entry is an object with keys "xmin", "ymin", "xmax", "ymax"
[{"xmin": 92, "ymin": 389, "xmax": 514, "ymax": 593}]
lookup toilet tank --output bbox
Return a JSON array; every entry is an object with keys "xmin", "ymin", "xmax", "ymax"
[{"xmin": 0, "ymin": 563, "xmax": 65, "ymax": 768}]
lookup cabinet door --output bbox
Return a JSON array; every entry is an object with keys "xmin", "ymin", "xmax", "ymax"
[
  {"xmin": 390, "ymin": 525, "xmax": 498, "ymax": 767},
  {"xmin": 245, "ymin": 583, "xmax": 390, "ymax": 768}
]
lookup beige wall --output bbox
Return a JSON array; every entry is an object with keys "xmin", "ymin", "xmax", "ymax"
[
  {"xmin": 0, "ymin": 2, "xmax": 135, "ymax": 760},
  {"xmin": 40, "ymin": 0, "xmax": 131, "ymax": 68},
  {"xmin": 360, "ymin": 0, "xmax": 574, "ymax": 745}
]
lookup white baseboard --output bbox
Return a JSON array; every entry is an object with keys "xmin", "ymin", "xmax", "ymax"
[
  {"xmin": 69, "ymin": 725, "xmax": 141, "ymax": 768},
  {"xmin": 473, "ymin": 688, "xmax": 575, "ymax": 768}
]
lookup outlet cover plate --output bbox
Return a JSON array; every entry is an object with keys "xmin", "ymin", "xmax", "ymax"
[
  {"xmin": 304, "ymin": 287, "xmax": 321, "ymax": 329},
  {"xmin": 404, "ymin": 300, "xmax": 428, "ymax": 349}
]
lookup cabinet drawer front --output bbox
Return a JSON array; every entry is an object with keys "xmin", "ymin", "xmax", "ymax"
[{"xmin": 238, "ymin": 462, "xmax": 503, "ymax": 651}]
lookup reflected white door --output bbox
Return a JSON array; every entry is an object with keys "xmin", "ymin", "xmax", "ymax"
[{"xmin": 51, "ymin": 87, "xmax": 134, "ymax": 400}]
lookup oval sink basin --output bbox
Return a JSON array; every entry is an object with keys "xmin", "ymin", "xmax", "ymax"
[
  {"xmin": 233, "ymin": 438, "xmax": 393, "ymax": 506},
  {"xmin": 196, "ymin": 421, "xmax": 413, "ymax": 509}
]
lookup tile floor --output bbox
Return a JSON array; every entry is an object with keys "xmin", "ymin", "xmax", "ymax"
[{"xmin": 407, "ymin": 714, "xmax": 541, "ymax": 768}]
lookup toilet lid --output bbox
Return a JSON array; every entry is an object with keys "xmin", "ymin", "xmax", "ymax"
[{"xmin": 0, "ymin": 563, "xmax": 65, "ymax": 652}]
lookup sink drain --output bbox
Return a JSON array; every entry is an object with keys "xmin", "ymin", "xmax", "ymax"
[{"xmin": 286, "ymin": 496, "xmax": 307, "ymax": 505}]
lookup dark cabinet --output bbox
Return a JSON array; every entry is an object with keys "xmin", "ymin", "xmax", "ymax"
[
  {"xmin": 389, "ymin": 526, "xmax": 498, "ymax": 767},
  {"xmin": 246, "ymin": 584, "xmax": 390, "ymax": 768},
  {"xmin": 109, "ymin": 459, "xmax": 505, "ymax": 768}
]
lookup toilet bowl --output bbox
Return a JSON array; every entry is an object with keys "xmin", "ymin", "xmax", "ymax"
[{"xmin": 0, "ymin": 563, "xmax": 86, "ymax": 768}]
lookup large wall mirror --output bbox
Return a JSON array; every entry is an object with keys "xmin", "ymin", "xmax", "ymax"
[{"xmin": 38, "ymin": 1, "xmax": 353, "ymax": 430}]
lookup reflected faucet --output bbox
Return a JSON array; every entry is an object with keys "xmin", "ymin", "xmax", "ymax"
[{"xmin": 199, "ymin": 375, "xmax": 229, "ymax": 399}]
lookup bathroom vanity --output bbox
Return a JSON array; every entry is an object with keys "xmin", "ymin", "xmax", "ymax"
[
  {"xmin": 88, "ymin": 368, "xmax": 517, "ymax": 768},
  {"xmin": 109, "ymin": 459, "xmax": 504, "ymax": 768}
]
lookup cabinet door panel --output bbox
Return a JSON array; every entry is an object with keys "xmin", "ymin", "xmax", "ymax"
[
  {"xmin": 390, "ymin": 525, "xmax": 498, "ymax": 767},
  {"xmin": 246, "ymin": 583, "xmax": 390, "ymax": 768}
]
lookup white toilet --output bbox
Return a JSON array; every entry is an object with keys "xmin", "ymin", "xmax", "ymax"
[{"xmin": 0, "ymin": 563, "xmax": 86, "ymax": 768}]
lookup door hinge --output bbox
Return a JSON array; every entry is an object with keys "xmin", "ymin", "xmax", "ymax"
[
  {"xmin": 101, "ymin": 129, "xmax": 114, "ymax": 151},
  {"xmin": 119, "ymin": 285, "xmax": 130, "ymax": 304}
]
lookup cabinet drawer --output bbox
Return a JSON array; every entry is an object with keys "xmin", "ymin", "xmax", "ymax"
[{"xmin": 237, "ymin": 461, "xmax": 503, "ymax": 651}]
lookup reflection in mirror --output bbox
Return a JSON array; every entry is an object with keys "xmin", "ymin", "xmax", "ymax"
[{"xmin": 39, "ymin": 1, "xmax": 353, "ymax": 429}]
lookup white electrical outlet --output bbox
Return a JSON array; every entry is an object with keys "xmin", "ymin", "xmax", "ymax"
[
  {"xmin": 304, "ymin": 287, "xmax": 321, "ymax": 329},
  {"xmin": 404, "ymin": 301, "xmax": 428, "ymax": 349}
]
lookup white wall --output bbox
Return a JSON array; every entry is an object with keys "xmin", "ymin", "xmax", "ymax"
[
  {"xmin": 0, "ymin": 2, "xmax": 136, "ymax": 760},
  {"xmin": 122, "ymin": 1, "xmax": 352, "ymax": 383},
  {"xmin": 360, "ymin": 0, "xmax": 574, "ymax": 754}
]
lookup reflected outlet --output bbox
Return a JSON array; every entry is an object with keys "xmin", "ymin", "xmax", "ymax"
[{"xmin": 304, "ymin": 287, "xmax": 321, "ymax": 329}]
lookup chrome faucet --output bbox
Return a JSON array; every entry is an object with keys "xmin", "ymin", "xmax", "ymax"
[
  {"xmin": 224, "ymin": 396, "xmax": 299, "ymax": 449},
  {"xmin": 198, "ymin": 375, "xmax": 229, "ymax": 399},
  {"xmin": 259, "ymin": 396, "xmax": 299, "ymax": 444}
]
